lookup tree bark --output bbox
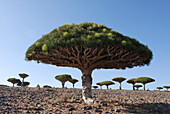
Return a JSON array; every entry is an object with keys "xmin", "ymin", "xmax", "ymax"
[
  {"xmin": 73, "ymin": 84, "xmax": 75, "ymax": 88},
  {"xmin": 143, "ymin": 83, "xmax": 146, "ymax": 90},
  {"xmin": 100, "ymin": 86, "xmax": 102, "ymax": 89},
  {"xmin": 119, "ymin": 82, "xmax": 122, "ymax": 90},
  {"xmin": 106, "ymin": 85, "xmax": 109, "ymax": 89},
  {"xmin": 133, "ymin": 84, "xmax": 135, "ymax": 90},
  {"xmin": 13, "ymin": 83, "xmax": 14, "ymax": 87},
  {"xmin": 21, "ymin": 78, "xmax": 24, "ymax": 87},
  {"xmin": 81, "ymin": 69, "xmax": 93, "ymax": 105},
  {"xmin": 62, "ymin": 82, "xmax": 65, "ymax": 88}
]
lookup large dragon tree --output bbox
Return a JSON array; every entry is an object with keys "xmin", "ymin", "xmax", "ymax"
[{"xmin": 25, "ymin": 22, "xmax": 152, "ymax": 104}]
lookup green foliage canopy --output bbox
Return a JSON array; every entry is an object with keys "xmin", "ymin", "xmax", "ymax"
[
  {"xmin": 112, "ymin": 77, "xmax": 126, "ymax": 83},
  {"xmin": 43, "ymin": 85, "xmax": 52, "ymax": 88},
  {"xmin": 100, "ymin": 81, "xmax": 115, "ymax": 86},
  {"xmin": 163, "ymin": 86, "xmax": 170, "ymax": 89},
  {"xmin": 19, "ymin": 73, "xmax": 29, "ymax": 79},
  {"xmin": 134, "ymin": 85, "xmax": 142, "ymax": 88},
  {"xmin": 156, "ymin": 87, "xmax": 163, "ymax": 90},
  {"xmin": 92, "ymin": 86, "xmax": 98, "ymax": 89},
  {"xmin": 26, "ymin": 22, "xmax": 152, "ymax": 66},
  {"xmin": 135, "ymin": 77, "xmax": 155, "ymax": 84},
  {"xmin": 7, "ymin": 78, "xmax": 20, "ymax": 84},
  {"xmin": 127, "ymin": 78, "xmax": 136, "ymax": 84},
  {"xmin": 96, "ymin": 82, "xmax": 103, "ymax": 86},
  {"xmin": 69, "ymin": 78, "xmax": 78, "ymax": 84},
  {"xmin": 55, "ymin": 74, "xmax": 72, "ymax": 81}
]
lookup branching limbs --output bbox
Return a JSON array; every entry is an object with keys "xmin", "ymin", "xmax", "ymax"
[{"xmin": 30, "ymin": 45, "xmax": 146, "ymax": 71}]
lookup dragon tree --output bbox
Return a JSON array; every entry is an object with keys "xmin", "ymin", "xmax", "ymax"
[
  {"xmin": 101, "ymin": 81, "xmax": 115, "ymax": 89},
  {"xmin": 156, "ymin": 87, "xmax": 163, "ymax": 91},
  {"xmin": 163, "ymin": 86, "xmax": 170, "ymax": 91},
  {"xmin": 127, "ymin": 78, "xmax": 136, "ymax": 90},
  {"xmin": 69, "ymin": 78, "xmax": 78, "ymax": 88},
  {"xmin": 92, "ymin": 86, "xmax": 98, "ymax": 89},
  {"xmin": 96, "ymin": 82, "xmax": 104, "ymax": 89},
  {"xmin": 134, "ymin": 84, "xmax": 142, "ymax": 90},
  {"xmin": 135, "ymin": 77, "xmax": 155, "ymax": 90},
  {"xmin": 25, "ymin": 22, "xmax": 152, "ymax": 104},
  {"xmin": 19, "ymin": 73, "xmax": 29, "ymax": 87},
  {"xmin": 112, "ymin": 77, "xmax": 126, "ymax": 90},
  {"xmin": 7, "ymin": 78, "xmax": 20, "ymax": 87},
  {"xmin": 55, "ymin": 74, "xmax": 72, "ymax": 88}
]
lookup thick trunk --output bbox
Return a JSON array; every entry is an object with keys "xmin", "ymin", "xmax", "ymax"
[
  {"xmin": 143, "ymin": 83, "xmax": 145, "ymax": 90},
  {"xmin": 62, "ymin": 82, "xmax": 65, "ymax": 88},
  {"xmin": 13, "ymin": 83, "xmax": 14, "ymax": 87},
  {"xmin": 21, "ymin": 78, "xmax": 24, "ymax": 87},
  {"xmin": 119, "ymin": 82, "xmax": 122, "ymax": 90},
  {"xmin": 81, "ymin": 69, "xmax": 93, "ymax": 105},
  {"xmin": 73, "ymin": 84, "xmax": 75, "ymax": 88},
  {"xmin": 133, "ymin": 84, "xmax": 135, "ymax": 90},
  {"xmin": 100, "ymin": 86, "xmax": 102, "ymax": 89},
  {"xmin": 106, "ymin": 85, "xmax": 109, "ymax": 89},
  {"xmin": 136, "ymin": 87, "xmax": 139, "ymax": 90}
]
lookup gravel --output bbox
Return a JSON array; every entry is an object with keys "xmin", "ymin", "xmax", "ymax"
[{"xmin": 0, "ymin": 86, "xmax": 170, "ymax": 113}]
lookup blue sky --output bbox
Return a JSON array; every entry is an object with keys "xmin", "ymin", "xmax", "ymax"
[{"xmin": 0, "ymin": 0, "xmax": 170, "ymax": 90}]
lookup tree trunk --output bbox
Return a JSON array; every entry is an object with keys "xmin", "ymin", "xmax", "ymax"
[
  {"xmin": 136, "ymin": 87, "xmax": 139, "ymax": 90},
  {"xmin": 119, "ymin": 82, "xmax": 122, "ymax": 90},
  {"xmin": 73, "ymin": 84, "xmax": 75, "ymax": 88},
  {"xmin": 143, "ymin": 83, "xmax": 146, "ymax": 90},
  {"xmin": 13, "ymin": 83, "xmax": 14, "ymax": 87},
  {"xmin": 133, "ymin": 84, "xmax": 135, "ymax": 90},
  {"xmin": 62, "ymin": 82, "xmax": 65, "ymax": 88},
  {"xmin": 106, "ymin": 85, "xmax": 109, "ymax": 89},
  {"xmin": 81, "ymin": 69, "xmax": 93, "ymax": 105},
  {"xmin": 21, "ymin": 78, "xmax": 24, "ymax": 87},
  {"xmin": 100, "ymin": 86, "xmax": 102, "ymax": 89}
]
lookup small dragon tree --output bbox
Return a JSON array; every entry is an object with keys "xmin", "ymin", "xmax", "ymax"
[
  {"xmin": 25, "ymin": 22, "xmax": 152, "ymax": 104},
  {"xmin": 112, "ymin": 77, "xmax": 126, "ymax": 90},
  {"xmin": 17, "ymin": 81, "xmax": 30, "ymax": 87},
  {"xmin": 96, "ymin": 82, "xmax": 103, "ymax": 89},
  {"xmin": 135, "ymin": 77, "xmax": 155, "ymax": 90},
  {"xmin": 156, "ymin": 87, "xmax": 163, "ymax": 91},
  {"xmin": 134, "ymin": 84, "xmax": 142, "ymax": 90},
  {"xmin": 69, "ymin": 78, "xmax": 78, "ymax": 88},
  {"xmin": 92, "ymin": 86, "xmax": 98, "ymax": 89},
  {"xmin": 7, "ymin": 78, "xmax": 20, "ymax": 87},
  {"xmin": 163, "ymin": 86, "xmax": 170, "ymax": 91},
  {"xmin": 19, "ymin": 73, "xmax": 29, "ymax": 87},
  {"xmin": 43, "ymin": 85, "xmax": 52, "ymax": 88},
  {"xmin": 101, "ymin": 81, "xmax": 115, "ymax": 89},
  {"xmin": 55, "ymin": 74, "xmax": 72, "ymax": 88},
  {"xmin": 127, "ymin": 78, "xmax": 136, "ymax": 90}
]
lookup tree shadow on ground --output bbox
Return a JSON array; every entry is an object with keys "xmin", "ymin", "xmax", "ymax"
[{"xmin": 121, "ymin": 102, "xmax": 170, "ymax": 114}]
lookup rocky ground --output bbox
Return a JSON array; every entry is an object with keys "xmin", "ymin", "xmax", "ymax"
[{"xmin": 0, "ymin": 87, "xmax": 170, "ymax": 114}]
